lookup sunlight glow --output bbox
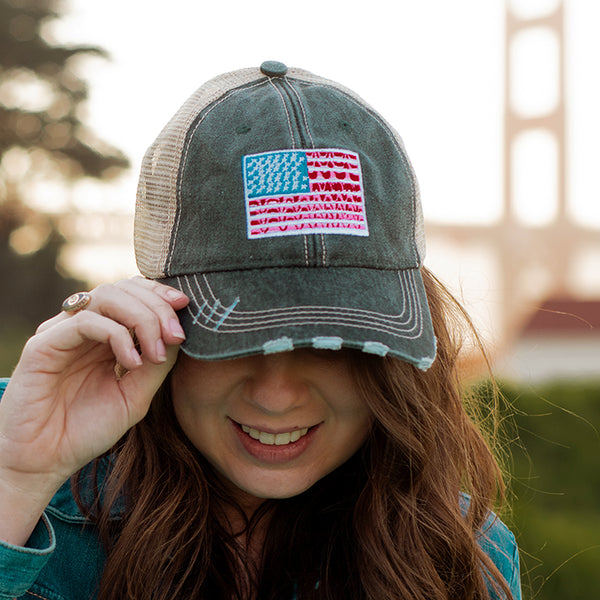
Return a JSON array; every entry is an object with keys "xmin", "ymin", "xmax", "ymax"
[
  {"xmin": 510, "ymin": 27, "xmax": 560, "ymax": 117},
  {"xmin": 509, "ymin": 0, "xmax": 561, "ymax": 19},
  {"xmin": 0, "ymin": 69, "xmax": 55, "ymax": 112},
  {"xmin": 511, "ymin": 129, "xmax": 558, "ymax": 226}
]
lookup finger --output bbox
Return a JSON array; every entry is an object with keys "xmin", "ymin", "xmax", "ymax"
[
  {"xmin": 86, "ymin": 284, "xmax": 178, "ymax": 365},
  {"xmin": 36, "ymin": 313, "xmax": 64, "ymax": 335},
  {"xmin": 115, "ymin": 277, "xmax": 189, "ymax": 343},
  {"xmin": 25, "ymin": 311, "xmax": 144, "ymax": 374},
  {"xmin": 92, "ymin": 278, "xmax": 188, "ymax": 363},
  {"xmin": 127, "ymin": 277, "xmax": 189, "ymax": 310},
  {"xmin": 36, "ymin": 279, "xmax": 188, "ymax": 338}
]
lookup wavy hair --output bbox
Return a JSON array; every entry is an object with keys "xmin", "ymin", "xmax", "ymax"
[{"xmin": 74, "ymin": 267, "xmax": 513, "ymax": 599}]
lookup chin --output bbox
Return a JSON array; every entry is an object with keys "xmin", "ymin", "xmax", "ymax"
[{"xmin": 237, "ymin": 475, "xmax": 318, "ymax": 501}]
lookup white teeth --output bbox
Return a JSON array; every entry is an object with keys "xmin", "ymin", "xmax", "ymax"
[
  {"xmin": 274, "ymin": 432, "xmax": 291, "ymax": 445},
  {"xmin": 241, "ymin": 424, "xmax": 310, "ymax": 446},
  {"xmin": 259, "ymin": 431, "xmax": 275, "ymax": 445}
]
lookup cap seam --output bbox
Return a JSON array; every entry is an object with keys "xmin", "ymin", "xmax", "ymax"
[
  {"xmin": 167, "ymin": 79, "xmax": 270, "ymax": 273},
  {"xmin": 164, "ymin": 260, "xmax": 419, "ymax": 272},
  {"xmin": 137, "ymin": 70, "xmax": 269, "ymax": 278},
  {"xmin": 286, "ymin": 77, "xmax": 421, "ymax": 265},
  {"xmin": 266, "ymin": 78, "xmax": 296, "ymax": 148},
  {"xmin": 284, "ymin": 77, "xmax": 316, "ymax": 148},
  {"xmin": 284, "ymin": 78, "xmax": 328, "ymax": 267}
]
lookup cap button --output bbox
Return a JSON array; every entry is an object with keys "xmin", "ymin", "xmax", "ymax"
[{"xmin": 260, "ymin": 60, "xmax": 288, "ymax": 77}]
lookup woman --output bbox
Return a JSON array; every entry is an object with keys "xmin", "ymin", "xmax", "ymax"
[{"xmin": 0, "ymin": 61, "xmax": 521, "ymax": 599}]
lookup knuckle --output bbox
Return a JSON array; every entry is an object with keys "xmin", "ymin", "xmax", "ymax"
[
  {"xmin": 23, "ymin": 334, "xmax": 42, "ymax": 354},
  {"xmin": 35, "ymin": 316, "xmax": 57, "ymax": 335},
  {"xmin": 93, "ymin": 282, "xmax": 111, "ymax": 294},
  {"xmin": 115, "ymin": 276, "xmax": 139, "ymax": 287},
  {"xmin": 71, "ymin": 310, "xmax": 89, "ymax": 324},
  {"xmin": 136, "ymin": 311, "xmax": 161, "ymax": 332},
  {"xmin": 111, "ymin": 325, "xmax": 132, "ymax": 345},
  {"xmin": 144, "ymin": 280, "xmax": 168, "ymax": 298}
]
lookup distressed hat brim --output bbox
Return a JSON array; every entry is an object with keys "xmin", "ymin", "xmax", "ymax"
[{"xmin": 160, "ymin": 265, "xmax": 436, "ymax": 370}]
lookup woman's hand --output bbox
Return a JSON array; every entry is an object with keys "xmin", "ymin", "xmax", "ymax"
[{"xmin": 0, "ymin": 277, "xmax": 189, "ymax": 545}]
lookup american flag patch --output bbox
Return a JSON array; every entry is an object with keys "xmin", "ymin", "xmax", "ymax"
[{"xmin": 242, "ymin": 148, "xmax": 368, "ymax": 239}]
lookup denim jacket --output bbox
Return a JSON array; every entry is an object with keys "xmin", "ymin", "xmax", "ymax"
[{"xmin": 0, "ymin": 379, "xmax": 522, "ymax": 599}]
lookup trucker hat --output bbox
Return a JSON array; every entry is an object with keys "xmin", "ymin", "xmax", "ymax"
[{"xmin": 134, "ymin": 61, "xmax": 436, "ymax": 370}]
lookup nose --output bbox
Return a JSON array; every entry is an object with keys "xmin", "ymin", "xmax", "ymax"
[{"xmin": 243, "ymin": 353, "xmax": 308, "ymax": 415}]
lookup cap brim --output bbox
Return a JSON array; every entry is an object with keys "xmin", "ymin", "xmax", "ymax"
[{"xmin": 159, "ymin": 267, "xmax": 436, "ymax": 370}]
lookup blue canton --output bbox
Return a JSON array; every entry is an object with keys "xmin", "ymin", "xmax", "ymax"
[{"xmin": 243, "ymin": 151, "xmax": 310, "ymax": 198}]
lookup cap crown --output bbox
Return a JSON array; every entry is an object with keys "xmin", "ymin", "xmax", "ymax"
[{"xmin": 135, "ymin": 67, "xmax": 425, "ymax": 279}]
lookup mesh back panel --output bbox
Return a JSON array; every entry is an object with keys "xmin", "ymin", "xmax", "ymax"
[
  {"xmin": 135, "ymin": 68, "xmax": 263, "ymax": 278},
  {"xmin": 135, "ymin": 67, "xmax": 425, "ymax": 278}
]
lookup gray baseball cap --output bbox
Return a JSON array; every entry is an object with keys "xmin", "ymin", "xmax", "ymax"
[{"xmin": 134, "ymin": 61, "xmax": 436, "ymax": 370}]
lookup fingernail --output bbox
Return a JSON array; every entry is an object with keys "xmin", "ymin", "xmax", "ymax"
[
  {"xmin": 130, "ymin": 349, "xmax": 143, "ymax": 367},
  {"xmin": 166, "ymin": 289, "xmax": 186, "ymax": 301},
  {"xmin": 156, "ymin": 339, "xmax": 167, "ymax": 362},
  {"xmin": 169, "ymin": 318, "xmax": 186, "ymax": 340}
]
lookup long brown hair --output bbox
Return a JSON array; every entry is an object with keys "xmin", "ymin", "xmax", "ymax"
[{"xmin": 75, "ymin": 267, "xmax": 513, "ymax": 599}]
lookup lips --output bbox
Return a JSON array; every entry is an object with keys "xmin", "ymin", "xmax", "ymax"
[
  {"xmin": 240, "ymin": 424, "xmax": 309, "ymax": 446},
  {"xmin": 231, "ymin": 420, "xmax": 320, "ymax": 464}
]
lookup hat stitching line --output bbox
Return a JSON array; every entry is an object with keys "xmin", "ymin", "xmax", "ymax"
[
  {"xmin": 157, "ymin": 77, "xmax": 269, "ymax": 276},
  {"xmin": 181, "ymin": 298, "xmax": 423, "ymax": 339},
  {"xmin": 191, "ymin": 318, "xmax": 424, "ymax": 338},
  {"xmin": 285, "ymin": 78, "xmax": 315, "ymax": 149},
  {"xmin": 181, "ymin": 282, "xmax": 424, "ymax": 339},
  {"xmin": 196, "ymin": 271, "xmax": 413, "ymax": 323},
  {"xmin": 182, "ymin": 296, "xmax": 423, "ymax": 338},
  {"xmin": 267, "ymin": 80, "xmax": 314, "ymax": 265},
  {"xmin": 178, "ymin": 271, "xmax": 423, "ymax": 337},
  {"xmin": 303, "ymin": 236, "xmax": 309, "ymax": 266},
  {"xmin": 180, "ymin": 272, "xmax": 412, "ymax": 331},
  {"xmin": 196, "ymin": 270, "xmax": 416, "ymax": 324},
  {"xmin": 285, "ymin": 79, "xmax": 327, "ymax": 267},
  {"xmin": 299, "ymin": 81, "xmax": 420, "ymax": 266},
  {"xmin": 189, "ymin": 296, "xmax": 241, "ymax": 331},
  {"xmin": 199, "ymin": 270, "xmax": 418, "ymax": 322},
  {"xmin": 267, "ymin": 79, "xmax": 296, "ymax": 149},
  {"xmin": 167, "ymin": 80, "xmax": 269, "ymax": 273}
]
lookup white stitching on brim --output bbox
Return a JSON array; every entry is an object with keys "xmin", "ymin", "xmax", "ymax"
[
  {"xmin": 198, "ymin": 271, "xmax": 410, "ymax": 322},
  {"xmin": 176, "ymin": 270, "xmax": 425, "ymax": 340},
  {"xmin": 179, "ymin": 270, "xmax": 422, "ymax": 338}
]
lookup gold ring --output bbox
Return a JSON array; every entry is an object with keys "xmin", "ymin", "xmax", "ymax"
[{"xmin": 61, "ymin": 292, "xmax": 92, "ymax": 314}]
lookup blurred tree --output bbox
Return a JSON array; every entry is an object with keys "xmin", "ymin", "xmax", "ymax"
[{"xmin": 0, "ymin": 0, "xmax": 129, "ymax": 373}]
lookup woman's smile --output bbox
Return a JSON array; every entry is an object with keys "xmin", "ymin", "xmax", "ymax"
[
  {"xmin": 231, "ymin": 418, "xmax": 322, "ymax": 464},
  {"xmin": 237, "ymin": 421, "xmax": 312, "ymax": 445}
]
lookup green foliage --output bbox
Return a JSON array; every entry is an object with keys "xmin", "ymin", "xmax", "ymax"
[{"xmin": 481, "ymin": 380, "xmax": 600, "ymax": 600}]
